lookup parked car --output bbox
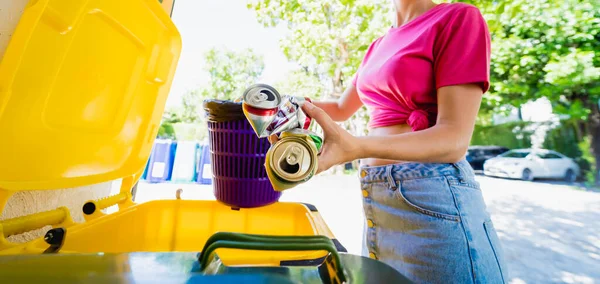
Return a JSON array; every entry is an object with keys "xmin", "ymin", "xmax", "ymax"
[
  {"xmin": 466, "ymin": 146, "xmax": 509, "ymax": 171},
  {"xmin": 483, "ymin": 149, "xmax": 580, "ymax": 182}
]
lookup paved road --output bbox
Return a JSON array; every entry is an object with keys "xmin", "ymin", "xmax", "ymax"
[
  {"xmin": 477, "ymin": 177, "xmax": 600, "ymax": 284},
  {"xmin": 136, "ymin": 175, "xmax": 600, "ymax": 284}
]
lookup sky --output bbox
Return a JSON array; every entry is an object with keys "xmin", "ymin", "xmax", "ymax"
[{"xmin": 167, "ymin": 0, "xmax": 296, "ymax": 107}]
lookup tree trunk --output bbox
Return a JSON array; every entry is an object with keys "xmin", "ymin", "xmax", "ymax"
[
  {"xmin": 572, "ymin": 120, "xmax": 583, "ymax": 142},
  {"xmin": 331, "ymin": 39, "xmax": 349, "ymax": 98},
  {"xmin": 578, "ymin": 120, "xmax": 588, "ymax": 138},
  {"xmin": 588, "ymin": 102, "xmax": 600, "ymax": 184}
]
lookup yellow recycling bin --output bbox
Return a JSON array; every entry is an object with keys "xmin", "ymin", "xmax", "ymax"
[
  {"xmin": 1, "ymin": 200, "xmax": 338, "ymax": 267},
  {"xmin": 0, "ymin": 0, "xmax": 339, "ymax": 268}
]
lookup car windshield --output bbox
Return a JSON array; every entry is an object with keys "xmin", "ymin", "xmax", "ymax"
[{"xmin": 501, "ymin": 151, "xmax": 530, "ymax": 158}]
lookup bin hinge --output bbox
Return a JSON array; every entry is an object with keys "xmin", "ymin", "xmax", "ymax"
[
  {"xmin": 43, "ymin": 227, "xmax": 66, "ymax": 254},
  {"xmin": 82, "ymin": 191, "xmax": 133, "ymax": 221}
]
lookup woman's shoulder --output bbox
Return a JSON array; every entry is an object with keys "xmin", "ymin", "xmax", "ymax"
[
  {"xmin": 362, "ymin": 36, "xmax": 385, "ymax": 55},
  {"xmin": 438, "ymin": 2, "xmax": 486, "ymax": 21},
  {"xmin": 441, "ymin": 2, "xmax": 483, "ymax": 12}
]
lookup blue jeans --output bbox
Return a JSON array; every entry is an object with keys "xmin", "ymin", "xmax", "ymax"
[{"xmin": 359, "ymin": 160, "xmax": 508, "ymax": 284}]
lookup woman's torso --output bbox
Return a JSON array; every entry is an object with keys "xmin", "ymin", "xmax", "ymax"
[
  {"xmin": 362, "ymin": 125, "xmax": 412, "ymax": 167},
  {"xmin": 357, "ymin": 3, "xmax": 448, "ymax": 167},
  {"xmin": 354, "ymin": 3, "xmax": 489, "ymax": 167}
]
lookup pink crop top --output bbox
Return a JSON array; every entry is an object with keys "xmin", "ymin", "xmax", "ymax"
[{"xmin": 352, "ymin": 3, "xmax": 491, "ymax": 131}]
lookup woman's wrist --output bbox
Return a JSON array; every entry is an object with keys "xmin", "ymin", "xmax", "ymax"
[
  {"xmin": 311, "ymin": 101, "xmax": 340, "ymax": 121},
  {"xmin": 351, "ymin": 135, "xmax": 371, "ymax": 161}
]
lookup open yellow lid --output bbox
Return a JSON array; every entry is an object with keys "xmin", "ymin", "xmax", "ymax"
[{"xmin": 0, "ymin": 0, "xmax": 182, "ymax": 191}]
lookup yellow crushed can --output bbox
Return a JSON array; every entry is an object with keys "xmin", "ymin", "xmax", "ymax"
[{"xmin": 265, "ymin": 129, "xmax": 323, "ymax": 191}]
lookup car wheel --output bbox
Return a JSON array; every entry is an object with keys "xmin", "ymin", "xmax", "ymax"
[
  {"xmin": 564, "ymin": 169, "xmax": 576, "ymax": 183},
  {"xmin": 521, "ymin": 168, "xmax": 534, "ymax": 181}
]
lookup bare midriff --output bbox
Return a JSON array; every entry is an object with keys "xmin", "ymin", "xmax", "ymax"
[{"xmin": 361, "ymin": 123, "xmax": 413, "ymax": 167}]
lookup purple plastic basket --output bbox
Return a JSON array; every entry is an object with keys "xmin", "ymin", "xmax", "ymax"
[{"xmin": 206, "ymin": 113, "xmax": 281, "ymax": 208}]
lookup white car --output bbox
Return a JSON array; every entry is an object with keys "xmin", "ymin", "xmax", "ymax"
[{"xmin": 483, "ymin": 149, "xmax": 580, "ymax": 182}]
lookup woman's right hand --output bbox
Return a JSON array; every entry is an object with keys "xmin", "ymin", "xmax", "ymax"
[{"xmin": 300, "ymin": 102, "xmax": 362, "ymax": 174}]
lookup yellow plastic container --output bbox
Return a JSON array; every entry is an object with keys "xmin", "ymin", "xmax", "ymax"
[
  {"xmin": 0, "ymin": 0, "xmax": 340, "ymax": 268},
  {"xmin": 1, "ymin": 200, "xmax": 335, "ymax": 266},
  {"xmin": 0, "ymin": 0, "xmax": 181, "ymax": 198}
]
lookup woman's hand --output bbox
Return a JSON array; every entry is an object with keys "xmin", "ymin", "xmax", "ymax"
[{"xmin": 268, "ymin": 102, "xmax": 363, "ymax": 174}]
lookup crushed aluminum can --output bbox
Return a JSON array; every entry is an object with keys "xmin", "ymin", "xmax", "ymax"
[
  {"xmin": 265, "ymin": 128, "xmax": 323, "ymax": 191},
  {"xmin": 241, "ymin": 84, "xmax": 312, "ymax": 138},
  {"xmin": 242, "ymin": 83, "xmax": 281, "ymax": 109}
]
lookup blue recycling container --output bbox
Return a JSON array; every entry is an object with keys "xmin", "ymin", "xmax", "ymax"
[
  {"xmin": 147, "ymin": 139, "xmax": 177, "ymax": 183},
  {"xmin": 171, "ymin": 141, "xmax": 199, "ymax": 183},
  {"xmin": 196, "ymin": 144, "xmax": 212, "ymax": 185},
  {"xmin": 141, "ymin": 157, "xmax": 150, "ymax": 180}
]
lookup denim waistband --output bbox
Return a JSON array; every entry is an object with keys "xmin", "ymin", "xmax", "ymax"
[{"xmin": 359, "ymin": 160, "xmax": 473, "ymax": 183}]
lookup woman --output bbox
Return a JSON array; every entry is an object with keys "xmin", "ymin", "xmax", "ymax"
[{"xmin": 271, "ymin": 1, "xmax": 508, "ymax": 283}]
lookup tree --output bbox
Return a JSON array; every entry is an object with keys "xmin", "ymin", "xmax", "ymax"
[
  {"xmin": 275, "ymin": 68, "xmax": 327, "ymax": 99},
  {"xmin": 162, "ymin": 105, "xmax": 183, "ymax": 124},
  {"xmin": 460, "ymin": 0, "xmax": 600, "ymax": 179},
  {"xmin": 180, "ymin": 89, "xmax": 204, "ymax": 123},
  {"xmin": 179, "ymin": 47, "xmax": 265, "ymax": 123},
  {"xmin": 247, "ymin": 0, "xmax": 391, "ymax": 136},
  {"xmin": 203, "ymin": 47, "xmax": 265, "ymax": 101},
  {"xmin": 156, "ymin": 106, "xmax": 181, "ymax": 140},
  {"xmin": 248, "ymin": 0, "xmax": 390, "ymax": 97},
  {"xmin": 249, "ymin": 0, "xmax": 600, "ymax": 178}
]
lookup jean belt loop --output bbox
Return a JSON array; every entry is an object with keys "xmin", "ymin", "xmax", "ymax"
[
  {"xmin": 385, "ymin": 165, "xmax": 398, "ymax": 191},
  {"xmin": 452, "ymin": 162, "xmax": 466, "ymax": 183}
]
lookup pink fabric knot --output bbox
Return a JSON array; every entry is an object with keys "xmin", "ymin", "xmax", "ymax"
[{"xmin": 407, "ymin": 109, "xmax": 430, "ymax": 131}]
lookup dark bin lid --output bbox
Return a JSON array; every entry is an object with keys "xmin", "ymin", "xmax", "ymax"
[{"xmin": 203, "ymin": 99, "xmax": 245, "ymax": 123}]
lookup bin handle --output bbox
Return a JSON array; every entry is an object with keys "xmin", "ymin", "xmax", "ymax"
[
  {"xmin": 198, "ymin": 232, "xmax": 346, "ymax": 283},
  {"xmin": 199, "ymin": 240, "xmax": 346, "ymax": 283},
  {"xmin": 200, "ymin": 232, "xmax": 334, "ymax": 255}
]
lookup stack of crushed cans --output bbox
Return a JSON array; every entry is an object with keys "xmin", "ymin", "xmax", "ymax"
[{"xmin": 241, "ymin": 84, "xmax": 323, "ymax": 191}]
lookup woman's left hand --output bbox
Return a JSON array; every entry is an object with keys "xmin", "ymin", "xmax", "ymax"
[{"xmin": 300, "ymin": 102, "xmax": 362, "ymax": 174}]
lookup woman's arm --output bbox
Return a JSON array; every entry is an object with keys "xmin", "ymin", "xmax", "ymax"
[
  {"xmin": 357, "ymin": 84, "xmax": 481, "ymax": 163},
  {"xmin": 301, "ymin": 83, "xmax": 482, "ymax": 173},
  {"xmin": 312, "ymin": 84, "xmax": 363, "ymax": 122},
  {"xmin": 268, "ymin": 84, "xmax": 363, "ymax": 144}
]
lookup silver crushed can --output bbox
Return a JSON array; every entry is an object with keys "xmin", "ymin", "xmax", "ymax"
[{"xmin": 241, "ymin": 84, "xmax": 312, "ymax": 138}]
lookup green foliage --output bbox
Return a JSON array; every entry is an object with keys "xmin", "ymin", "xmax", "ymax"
[
  {"xmin": 248, "ymin": 0, "xmax": 390, "ymax": 97},
  {"xmin": 462, "ymin": 0, "xmax": 600, "ymax": 117},
  {"xmin": 275, "ymin": 69, "xmax": 327, "ymax": 99},
  {"xmin": 203, "ymin": 48, "xmax": 265, "ymax": 101},
  {"xmin": 248, "ymin": 0, "xmax": 600, "ymax": 120},
  {"xmin": 172, "ymin": 123, "xmax": 207, "ymax": 141},
  {"xmin": 178, "ymin": 47, "xmax": 265, "ymax": 125},
  {"xmin": 157, "ymin": 122, "xmax": 176, "ymax": 140},
  {"xmin": 157, "ymin": 106, "xmax": 181, "ymax": 140},
  {"xmin": 180, "ymin": 89, "xmax": 205, "ymax": 123},
  {"xmin": 473, "ymin": 120, "xmax": 594, "ymax": 181},
  {"xmin": 162, "ymin": 106, "xmax": 183, "ymax": 123},
  {"xmin": 248, "ymin": 0, "xmax": 391, "ymax": 135},
  {"xmin": 157, "ymin": 47, "xmax": 265, "ymax": 141},
  {"xmin": 543, "ymin": 123, "xmax": 581, "ymax": 159},
  {"xmin": 578, "ymin": 137, "xmax": 596, "ymax": 184},
  {"xmin": 543, "ymin": 122, "xmax": 591, "ymax": 179},
  {"xmin": 470, "ymin": 0, "xmax": 600, "ymax": 181},
  {"xmin": 157, "ymin": 121, "xmax": 207, "ymax": 142},
  {"xmin": 471, "ymin": 122, "xmax": 533, "ymax": 149}
]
